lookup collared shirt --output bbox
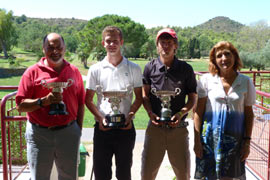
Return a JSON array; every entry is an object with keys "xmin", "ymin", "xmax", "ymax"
[
  {"xmin": 143, "ymin": 57, "xmax": 197, "ymax": 118},
  {"xmin": 198, "ymin": 73, "xmax": 256, "ymax": 120},
  {"xmin": 86, "ymin": 56, "xmax": 142, "ymax": 120},
  {"xmin": 16, "ymin": 57, "xmax": 85, "ymax": 127}
]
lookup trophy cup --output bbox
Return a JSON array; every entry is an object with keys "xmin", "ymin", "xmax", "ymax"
[
  {"xmin": 41, "ymin": 79, "xmax": 74, "ymax": 115},
  {"xmin": 96, "ymin": 85, "xmax": 133, "ymax": 128},
  {"xmin": 151, "ymin": 88, "xmax": 181, "ymax": 122}
]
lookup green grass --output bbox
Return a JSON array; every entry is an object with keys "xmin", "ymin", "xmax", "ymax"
[
  {"xmin": 4, "ymin": 48, "xmax": 268, "ymax": 129},
  {"xmin": 0, "ymin": 90, "xmax": 17, "ymax": 99},
  {"xmin": 0, "ymin": 76, "xmax": 21, "ymax": 99},
  {"xmin": 0, "ymin": 76, "xmax": 22, "ymax": 86},
  {"xmin": 0, "ymin": 50, "xmax": 209, "ymax": 129},
  {"xmin": 186, "ymin": 59, "xmax": 209, "ymax": 72},
  {"xmin": 0, "ymin": 50, "xmax": 37, "ymax": 68}
]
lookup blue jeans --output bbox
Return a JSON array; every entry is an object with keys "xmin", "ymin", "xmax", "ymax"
[
  {"xmin": 93, "ymin": 123, "xmax": 136, "ymax": 180},
  {"xmin": 25, "ymin": 121, "xmax": 81, "ymax": 180}
]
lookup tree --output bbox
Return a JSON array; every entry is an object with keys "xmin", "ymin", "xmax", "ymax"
[
  {"xmin": 198, "ymin": 34, "xmax": 214, "ymax": 57},
  {"xmin": 176, "ymin": 36, "xmax": 188, "ymax": 58},
  {"xmin": 17, "ymin": 20, "xmax": 50, "ymax": 57},
  {"xmin": 187, "ymin": 37, "xmax": 200, "ymax": 59},
  {"xmin": 238, "ymin": 22, "xmax": 270, "ymax": 71},
  {"xmin": 140, "ymin": 37, "xmax": 156, "ymax": 60},
  {"xmin": 240, "ymin": 51, "xmax": 266, "ymax": 71},
  {"xmin": 15, "ymin": 14, "xmax": 27, "ymax": 24},
  {"xmin": 77, "ymin": 14, "xmax": 148, "ymax": 65},
  {"xmin": 63, "ymin": 33, "xmax": 78, "ymax": 53},
  {"xmin": 77, "ymin": 28, "xmax": 98, "ymax": 67},
  {"xmin": 259, "ymin": 39, "xmax": 270, "ymax": 68},
  {"xmin": 236, "ymin": 20, "xmax": 270, "ymax": 52},
  {"xmin": 0, "ymin": 9, "xmax": 18, "ymax": 58}
]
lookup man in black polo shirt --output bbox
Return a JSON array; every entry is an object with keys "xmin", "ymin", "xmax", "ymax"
[{"xmin": 141, "ymin": 28, "xmax": 197, "ymax": 180}]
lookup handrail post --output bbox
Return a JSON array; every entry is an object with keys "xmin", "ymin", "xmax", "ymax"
[
  {"xmin": 1, "ymin": 95, "xmax": 9, "ymax": 180},
  {"xmin": 253, "ymin": 72, "xmax": 256, "ymax": 86},
  {"xmin": 268, "ymin": 123, "xmax": 270, "ymax": 180}
]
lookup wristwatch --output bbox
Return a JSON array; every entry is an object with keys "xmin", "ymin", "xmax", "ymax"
[{"xmin": 37, "ymin": 98, "xmax": 43, "ymax": 107}]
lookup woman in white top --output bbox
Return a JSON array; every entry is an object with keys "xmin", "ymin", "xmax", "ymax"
[{"xmin": 193, "ymin": 41, "xmax": 256, "ymax": 180}]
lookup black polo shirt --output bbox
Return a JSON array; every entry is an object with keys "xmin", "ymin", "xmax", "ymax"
[{"xmin": 143, "ymin": 56, "xmax": 197, "ymax": 120}]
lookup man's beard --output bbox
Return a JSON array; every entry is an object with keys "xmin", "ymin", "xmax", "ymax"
[{"xmin": 48, "ymin": 55, "xmax": 64, "ymax": 65}]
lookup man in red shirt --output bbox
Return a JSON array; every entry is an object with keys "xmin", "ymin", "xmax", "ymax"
[{"xmin": 16, "ymin": 32, "xmax": 85, "ymax": 180}]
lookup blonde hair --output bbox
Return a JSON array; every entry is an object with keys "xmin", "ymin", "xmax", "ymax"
[{"xmin": 209, "ymin": 41, "xmax": 243, "ymax": 75}]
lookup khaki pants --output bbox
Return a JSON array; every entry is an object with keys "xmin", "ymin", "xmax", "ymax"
[{"xmin": 141, "ymin": 123, "xmax": 190, "ymax": 180}]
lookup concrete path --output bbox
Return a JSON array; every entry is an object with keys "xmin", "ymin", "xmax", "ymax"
[
  {"xmin": 1, "ymin": 119, "xmax": 258, "ymax": 180},
  {"xmin": 80, "ymin": 119, "xmax": 258, "ymax": 180}
]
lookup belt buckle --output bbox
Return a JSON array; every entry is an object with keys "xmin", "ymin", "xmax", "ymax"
[
  {"xmin": 159, "ymin": 123, "xmax": 171, "ymax": 129},
  {"xmin": 165, "ymin": 124, "xmax": 171, "ymax": 129},
  {"xmin": 48, "ymin": 126, "xmax": 57, "ymax": 130}
]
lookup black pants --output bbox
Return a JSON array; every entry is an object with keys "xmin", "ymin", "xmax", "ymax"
[{"xmin": 93, "ymin": 123, "xmax": 136, "ymax": 180}]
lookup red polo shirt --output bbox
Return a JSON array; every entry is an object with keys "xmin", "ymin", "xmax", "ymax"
[{"xmin": 16, "ymin": 57, "xmax": 85, "ymax": 127}]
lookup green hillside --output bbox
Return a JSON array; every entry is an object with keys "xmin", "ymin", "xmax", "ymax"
[{"xmin": 196, "ymin": 16, "xmax": 244, "ymax": 33}]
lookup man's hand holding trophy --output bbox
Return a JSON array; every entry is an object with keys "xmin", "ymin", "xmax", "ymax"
[
  {"xmin": 96, "ymin": 85, "xmax": 133, "ymax": 129},
  {"xmin": 151, "ymin": 87, "xmax": 181, "ymax": 127},
  {"xmin": 41, "ymin": 79, "xmax": 74, "ymax": 115}
]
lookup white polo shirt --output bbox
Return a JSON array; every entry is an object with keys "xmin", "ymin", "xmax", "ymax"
[{"xmin": 86, "ymin": 56, "xmax": 142, "ymax": 120}]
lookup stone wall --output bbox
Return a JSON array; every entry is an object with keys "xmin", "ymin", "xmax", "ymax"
[{"xmin": 0, "ymin": 68, "xmax": 26, "ymax": 78}]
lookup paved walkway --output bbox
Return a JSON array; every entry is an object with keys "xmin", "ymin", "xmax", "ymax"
[
  {"xmin": 1, "ymin": 119, "xmax": 258, "ymax": 180},
  {"xmin": 80, "ymin": 119, "xmax": 258, "ymax": 180}
]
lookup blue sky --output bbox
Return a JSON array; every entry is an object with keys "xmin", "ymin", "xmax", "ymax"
[{"xmin": 1, "ymin": 0, "xmax": 269, "ymax": 28}]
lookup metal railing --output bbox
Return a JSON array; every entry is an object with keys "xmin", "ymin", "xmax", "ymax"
[
  {"xmin": 246, "ymin": 91, "xmax": 270, "ymax": 180},
  {"xmin": 1, "ymin": 87, "xmax": 28, "ymax": 180},
  {"xmin": 196, "ymin": 71, "xmax": 270, "ymax": 91},
  {"xmin": 1, "ymin": 71, "xmax": 270, "ymax": 180}
]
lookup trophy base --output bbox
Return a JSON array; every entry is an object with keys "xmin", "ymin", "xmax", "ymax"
[
  {"xmin": 49, "ymin": 103, "xmax": 69, "ymax": 115},
  {"xmin": 156, "ymin": 108, "xmax": 173, "ymax": 123},
  {"xmin": 104, "ymin": 114, "xmax": 126, "ymax": 129},
  {"xmin": 157, "ymin": 117, "xmax": 172, "ymax": 123}
]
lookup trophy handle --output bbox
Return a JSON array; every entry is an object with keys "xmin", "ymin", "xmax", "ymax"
[
  {"xmin": 66, "ymin": 79, "xmax": 74, "ymax": 87},
  {"xmin": 175, "ymin": 88, "xmax": 181, "ymax": 96},
  {"xmin": 151, "ymin": 88, "xmax": 157, "ymax": 96},
  {"xmin": 40, "ymin": 80, "xmax": 48, "ymax": 88}
]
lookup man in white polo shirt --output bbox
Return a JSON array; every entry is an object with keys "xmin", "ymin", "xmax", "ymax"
[{"xmin": 85, "ymin": 26, "xmax": 143, "ymax": 180}]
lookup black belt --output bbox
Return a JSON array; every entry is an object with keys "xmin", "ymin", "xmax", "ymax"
[
  {"xmin": 159, "ymin": 121, "xmax": 188, "ymax": 129},
  {"xmin": 30, "ymin": 120, "xmax": 76, "ymax": 130}
]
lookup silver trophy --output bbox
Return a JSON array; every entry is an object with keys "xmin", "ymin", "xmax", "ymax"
[
  {"xmin": 96, "ymin": 85, "xmax": 133, "ymax": 128},
  {"xmin": 41, "ymin": 79, "xmax": 74, "ymax": 115},
  {"xmin": 151, "ymin": 88, "xmax": 181, "ymax": 122}
]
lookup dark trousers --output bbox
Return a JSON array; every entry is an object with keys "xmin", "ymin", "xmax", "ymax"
[{"xmin": 93, "ymin": 123, "xmax": 136, "ymax": 180}]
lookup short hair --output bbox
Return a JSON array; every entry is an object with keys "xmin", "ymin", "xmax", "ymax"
[
  {"xmin": 209, "ymin": 41, "xmax": 243, "ymax": 75},
  {"xmin": 102, "ymin": 26, "xmax": 123, "ymax": 40},
  {"xmin": 43, "ymin": 33, "xmax": 65, "ymax": 47}
]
